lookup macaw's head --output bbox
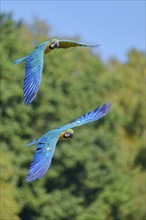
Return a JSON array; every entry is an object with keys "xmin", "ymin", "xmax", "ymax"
[
  {"xmin": 49, "ymin": 39, "xmax": 59, "ymax": 49},
  {"xmin": 58, "ymin": 129, "xmax": 74, "ymax": 141}
]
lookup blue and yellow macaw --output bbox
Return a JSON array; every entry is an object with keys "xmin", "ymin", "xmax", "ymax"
[
  {"xmin": 13, "ymin": 39, "xmax": 100, "ymax": 106},
  {"xmin": 25, "ymin": 102, "xmax": 111, "ymax": 182}
]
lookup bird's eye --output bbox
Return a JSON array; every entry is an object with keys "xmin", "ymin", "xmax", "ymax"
[{"xmin": 64, "ymin": 132, "xmax": 70, "ymax": 137}]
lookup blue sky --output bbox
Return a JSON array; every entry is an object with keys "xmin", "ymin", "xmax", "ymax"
[{"xmin": 1, "ymin": 1, "xmax": 145, "ymax": 62}]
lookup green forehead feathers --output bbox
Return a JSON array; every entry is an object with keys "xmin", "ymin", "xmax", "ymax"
[
  {"xmin": 67, "ymin": 129, "xmax": 74, "ymax": 133},
  {"xmin": 51, "ymin": 39, "xmax": 58, "ymax": 42}
]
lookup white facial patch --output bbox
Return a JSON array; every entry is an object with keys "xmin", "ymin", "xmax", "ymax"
[
  {"xmin": 65, "ymin": 133, "xmax": 70, "ymax": 137},
  {"xmin": 50, "ymin": 43, "xmax": 55, "ymax": 48}
]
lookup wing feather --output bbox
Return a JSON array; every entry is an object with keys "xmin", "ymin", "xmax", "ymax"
[
  {"xmin": 57, "ymin": 102, "xmax": 111, "ymax": 132},
  {"xmin": 58, "ymin": 40, "xmax": 100, "ymax": 49},
  {"xmin": 25, "ymin": 138, "xmax": 58, "ymax": 182},
  {"xmin": 23, "ymin": 42, "xmax": 48, "ymax": 105}
]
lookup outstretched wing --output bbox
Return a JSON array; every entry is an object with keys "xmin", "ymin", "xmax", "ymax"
[
  {"xmin": 23, "ymin": 43, "xmax": 48, "ymax": 105},
  {"xmin": 25, "ymin": 102, "xmax": 111, "ymax": 182},
  {"xmin": 58, "ymin": 40, "xmax": 100, "ymax": 49},
  {"xmin": 56, "ymin": 102, "xmax": 111, "ymax": 132},
  {"xmin": 25, "ymin": 137, "xmax": 58, "ymax": 182}
]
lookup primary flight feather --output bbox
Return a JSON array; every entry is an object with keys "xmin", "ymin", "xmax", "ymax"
[
  {"xmin": 25, "ymin": 102, "xmax": 111, "ymax": 182},
  {"xmin": 13, "ymin": 39, "xmax": 100, "ymax": 106}
]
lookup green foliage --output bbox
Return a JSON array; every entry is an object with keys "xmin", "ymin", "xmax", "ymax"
[
  {"xmin": 1, "ymin": 13, "xmax": 145, "ymax": 220},
  {"xmin": 0, "ymin": 149, "xmax": 20, "ymax": 220}
]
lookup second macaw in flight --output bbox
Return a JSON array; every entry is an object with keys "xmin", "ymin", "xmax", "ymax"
[
  {"xmin": 25, "ymin": 102, "xmax": 111, "ymax": 182},
  {"xmin": 13, "ymin": 39, "xmax": 100, "ymax": 106}
]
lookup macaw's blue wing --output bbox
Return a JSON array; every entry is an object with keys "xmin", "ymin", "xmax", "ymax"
[
  {"xmin": 57, "ymin": 102, "xmax": 111, "ymax": 132},
  {"xmin": 25, "ymin": 102, "xmax": 111, "ymax": 182},
  {"xmin": 23, "ymin": 42, "xmax": 48, "ymax": 105},
  {"xmin": 58, "ymin": 40, "xmax": 100, "ymax": 49},
  {"xmin": 23, "ymin": 52, "xmax": 43, "ymax": 105},
  {"xmin": 25, "ymin": 137, "xmax": 58, "ymax": 182}
]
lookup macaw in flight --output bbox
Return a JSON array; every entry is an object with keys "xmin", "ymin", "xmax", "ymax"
[
  {"xmin": 13, "ymin": 39, "xmax": 100, "ymax": 106},
  {"xmin": 25, "ymin": 102, "xmax": 111, "ymax": 182}
]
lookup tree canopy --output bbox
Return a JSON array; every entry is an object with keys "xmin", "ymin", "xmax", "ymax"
[{"xmin": 0, "ymin": 13, "xmax": 145, "ymax": 220}]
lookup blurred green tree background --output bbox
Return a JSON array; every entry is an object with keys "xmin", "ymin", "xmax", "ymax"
[{"xmin": 0, "ymin": 13, "xmax": 145, "ymax": 220}]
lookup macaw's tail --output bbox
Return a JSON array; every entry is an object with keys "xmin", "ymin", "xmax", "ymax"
[
  {"xmin": 25, "ymin": 138, "xmax": 40, "ymax": 147},
  {"xmin": 13, "ymin": 56, "xmax": 27, "ymax": 65}
]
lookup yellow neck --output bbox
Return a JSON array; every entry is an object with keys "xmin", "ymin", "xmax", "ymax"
[
  {"xmin": 58, "ymin": 132, "xmax": 66, "ymax": 141},
  {"xmin": 44, "ymin": 46, "xmax": 52, "ymax": 54}
]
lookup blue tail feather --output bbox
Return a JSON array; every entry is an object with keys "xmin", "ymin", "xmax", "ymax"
[
  {"xmin": 13, "ymin": 56, "xmax": 27, "ymax": 65},
  {"xmin": 25, "ymin": 138, "xmax": 40, "ymax": 147}
]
